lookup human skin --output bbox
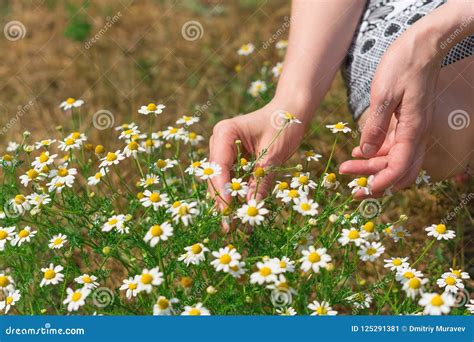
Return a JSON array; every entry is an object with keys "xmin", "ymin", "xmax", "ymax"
[{"xmin": 208, "ymin": 0, "xmax": 474, "ymax": 209}]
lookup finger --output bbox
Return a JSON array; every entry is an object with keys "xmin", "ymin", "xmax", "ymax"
[
  {"xmin": 359, "ymin": 92, "xmax": 399, "ymax": 157},
  {"xmin": 208, "ymin": 120, "xmax": 239, "ymax": 209},
  {"xmin": 339, "ymin": 156, "xmax": 388, "ymax": 176}
]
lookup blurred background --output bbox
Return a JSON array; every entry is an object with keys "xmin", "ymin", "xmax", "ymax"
[{"xmin": 0, "ymin": 0, "xmax": 472, "ymax": 274}]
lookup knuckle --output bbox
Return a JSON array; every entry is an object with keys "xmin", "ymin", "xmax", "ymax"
[{"xmin": 212, "ymin": 119, "xmax": 232, "ymax": 136}]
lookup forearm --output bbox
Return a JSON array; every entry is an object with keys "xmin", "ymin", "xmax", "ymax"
[{"xmin": 274, "ymin": 0, "xmax": 366, "ymax": 122}]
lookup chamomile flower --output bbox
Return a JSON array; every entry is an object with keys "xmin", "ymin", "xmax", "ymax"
[
  {"xmin": 248, "ymin": 80, "xmax": 267, "ymax": 97},
  {"xmin": 384, "ymin": 257, "xmax": 409, "ymax": 271},
  {"xmin": 58, "ymin": 137, "xmax": 81, "ymax": 151},
  {"xmin": 228, "ymin": 261, "xmax": 247, "ymax": 278},
  {"xmin": 359, "ymin": 221, "xmax": 379, "ymax": 241},
  {"xmin": 338, "ymin": 228, "xmax": 365, "ymax": 247},
  {"xmin": 273, "ymin": 256, "xmax": 295, "ymax": 274},
  {"xmin": 137, "ymin": 267, "xmax": 164, "ymax": 293},
  {"xmin": 436, "ymin": 273, "xmax": 464, "ymax": 294},
  {"xmin": 102, "ymin": 214, "xmax": 127, "ymax": 233},
  {"xmin": 142, "ymin": 134, "xmax": 162, "ymax": 153},
  {"xmin": 155, "ymin": 158, "xmax": 178, "ymax": 171},
  {"xmin": 138, "ymin": 103, "xmax": 166, "ymax": 116},
  {"xmin": 176, "ymin": 115, "xmax": 199, "ymax": 126},
  {"xmin": 266, "ymin": 274, "xmax": 296, "ymax": 296},
  {"xmin": 144, "ymin": 222, "xmax": 174, "ymax": 247},
  {"xmin": 179, "ymin": 243, "xmax": 209, "ymax": 266},
  {"xmin": 419, "ymin": 292, "xmax": 455, "ymax": 315},
  {"xmin": 162, "ymin": 126, "xmax": 185, "ymax": 141},
  {"xmin": 273, "ymin": 180, "xmax": 289, "ymax": 194},
  {"xmin": 140, "ymin": 190, "xmax": 169, "ymax": 210},
  {"xmin": 225, "ymin": 178, "xmax": 249, "ymax": 197},
  {"xmin": 11, "ymin": 226, "xmax": 37, "ymax": 246},
  {"xmin": 271, "ymin": 62, "xmax": 283, "ymax": 77},
  {"xmin": 279, "ymin": 188, "xmax": 307, "ymax": 204},
  {"xmin": 34, "ymin": 139, "xmax": 56, "ymax": 150},
  {"xmin": 308, "ymin": 301, "xmax": 338, "ymax": 316},
  {"xmin": 302, "ymin": 150, "xmax": 322, "ymax": 162},
  {"xmin": 118, "ymin": 127, "xmax": 141, "ymax": 141},
  {"xmin": 237, "ymin": 200, "xmax": 269, "ymax": 226},
  {"xmin": 87, "ymin": 168, "xmax": 108, "ymax": 186},
  {"xmin": 185, "ymin": 159, "xmax": 206, "ymax": 175},
  {"xmin": 99, "ymin": 150, "xmax": 125, "ymax": 168},
  {"xmin": 322, "ymin": 172, "xmax": 339, "ymax": 189},
  {"xmin": 0, "ymin": 274, "xmax": 14, "ymax": 291},
  {"xmin": 182, "ymin": 131, "xmax": 204, "ymax": 146},
  {"xmin": 293, "ymin": 198, "xmax": 319, "ymax": 216},
  {"xmin": 19, "ymin": 168, "xmax": 45, "ymax": 187},
  {"xmin": 300, "ymin": 246, "xmax": 331, "ymax": 273},
  {"xmin": 402, "ymin": 276, "xmax": 428, "ymax": 299},
  {"xmin": 250, "ymin": 260, "xmax": 279, "ymax": 285},
  {"xmin": 449, "ymin": 268, "xmax": 470, "ymax": 280},
  {"xmin": 48, "ymin": 233, "xmax": 68, "ymax": 249},
  {"xmin": 237, "ymin": 43, "xmax": 255, "ymax": 56},
  {"xmin": 75, "ymin": 274, "xmax": 99, "ymax": 289},
  {"xmin": 290, "ymin": 172, "xmax": 316, "ymax": 192},
  {"xmin": 0, "ymin": 154, "xmax": 14, "ymax": 167},
  {"xmin": 0, "ymin": 226, "xmax": 15, "ymax": 250},
  {"xmin": 277, "ymin": 307, "xmax": 297, "ymax": 316},
  {"xmin": 169, "ymin": 201, "xmax": 199, "ymax": 226},
  {"xmin": 391, "ymin": 226, "xmax": 411, "ymax": 242},
  {"xmin": 32, "ymin": 151, "xmax": 57, "ymax": 171},
  {"xmin": 347, "ymin": 293, "xmax": 372, "ymax": 309},
  {"xmin": 195, "ymin": 161, "xmax": 221, "ymax": 180},
  {"xmin": 153, "ymin": 296, "xmax": 179, "ymax": 315},
  {"xmin": 26, "ymin": 192, "xmax": 51, "ymax": 209},
  {"xmin": 326, "ymin": 122, "xmax": 351, "ymax": 134},
  {"xmin": 181, "ymin": 302, "xmax": 211, "ymax": 316},
  {"xmin": 123, "ymin": 140, "xmax": 145, "ymax": 158},
  {"xmin": 277, "ymin": 111, "xmax": 302, "ymax": 125},
  {"xmin": 40, "ymin": 263, "xmax": 64, "ymax": 287},
  {"xmin": 425, "ymin": 224, "xmax": 456, "ymax": 240},
  {"xmin": 348, "ymin": 176, "xmax": 374, "ymax": 195},
  {"xmin": 63, "ymin": 287, "xmax": 91, "ymax": 312},
  {"xmin": 211, "ymin": 246, "xmax": 242, "ymax": 273},
  {"xmin": 60, "ymin": 97, "xmax": 84, "ymax": 111},
  {"xmin": 0, "ymin": 289, "xmax": 21, "ymax": 313},
  {"xmin": 49, "ymin": 167, "xmax": 77, "ymax": 188},
  {"xmin": 120, "ymin": 276, "xmax": 140, "ymax": 299},
  {"xmin": 396, "ymin": 267, "xmax": 424, "ymax": 284},
  {"xmin": 358, "ymin": 242, "xmax": 385, "ymax": 262}
]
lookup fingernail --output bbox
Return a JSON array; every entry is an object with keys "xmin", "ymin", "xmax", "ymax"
[{"xmin": 362, "ymin": 143, "xmax": 377, "ymax": 156}]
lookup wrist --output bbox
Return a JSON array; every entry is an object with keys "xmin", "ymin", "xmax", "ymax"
[{"xmin": 271, "ymin": 87, "xmax": 315, "ymax": 124}]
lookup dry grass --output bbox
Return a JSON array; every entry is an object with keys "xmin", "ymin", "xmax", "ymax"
[{"xmin": 0, "ymin": 0, "xmax": 472, "ymax": 277}]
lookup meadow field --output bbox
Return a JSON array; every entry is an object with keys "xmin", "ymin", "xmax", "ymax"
[{"xmin": 0, "ymin": 0, "xmax": 472, "ymax": 316}]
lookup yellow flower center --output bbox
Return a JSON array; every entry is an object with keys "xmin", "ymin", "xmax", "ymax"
[
  {"xmin": 94, "ymin": 172, "xmax": 102, "ymax": 180},
  {"xmin": 145, "ymin": 177, "xmax": 155, "ymax": 185},
  {"xmin": 57, "ymin": 168, "xmax": 68, "ymax": 177},
  {"xmin": 128, "ymin": 141, "xmax": 139, "ymax": 150},
  {"xmin": 363, "ymin": 222, "xmax": 374, "ymax": 232},
  {"xmin": 141, "ymin": 273, "xmax": 153, "ymax": 284},
  {"xmin": 408, "ymin": 277, "xmax": 421, "ymax": 289},
  {"xmin": 146, "ymin": 103, "xmax": 157, "ymax": 111},
  {"xmin": 435, "ymin": 224, "xmax": 446, "ymax": 234},
  {"xmin": 156, "ymin": 159, "xmax": 167, "ymax": 168},
  {"xmin": 356, "ymin": 177, "xmax": 368, "ymax": 187},
  {"xmin": 316, "ymin": 306, "xmax": 328, "ymax": 315},
  {"xmin": 169, "ymin": 128, "xmax": 178, "ymax": 134},
  {"xmin": 149, "ymin": 193, "xmax": 161, "ymax": 203},
  {"xmin": 188, "ymin": 132, "xmax": 197, "ymax": 139},
  {"xmin": 18, "ymin": 229, "xmax": 30, "ymax": 238},
  {"xmin": 65, "ymin": 138, "xmax": 75, "ymax": 146},
  {"xmin": 71, "ymin": 132, "xmax": 81, "ymax": 139},
  {"xmin": 6, "ymin": 296, "xmax": 13, "ymax": 305},
  {"xmin": 334, "ymin": 123, "xmax": 345, "ymax": 130},
  {"xmin": 27, "ymin": 169, "xmax": 39, "ymax": 179},
  {"xmin": 145, "ymin": 139, "xmax": 154, "ymax": 147},
  {"xmin": 191, "ymin": 161, "xmax": 201, "ymax": 168},
  {"xmin": 157, "ymin": 298, "xmax": 169, "ymax": 310},
  {"xmin": 66, "ymin": 98, "xmax": 76, "ymax": 104},
  {"xmin": 0, "ymin": 276, "xmax": 10, "ymax": 287},
  {"xmin": 53, "ymin": 238, "xmax": 63, "ymax": 245},
  {"xmin": 108, "ymin": 218, "xmax": 118, "ymax": 225},
  {"xmin": 71, "ymin": 291, "xmax": 82, "ymax": 302},
  {"xmin": 326, "ymin": 173, "xmax": 336, "ymax": 183},
  {"xmin": 106, "ymin": 152, "xmax": 117, "ymax": 162},
  {"xmin": 392, "ymin": 258, "xmax": 402, "ymax": 266},
  {"xmin": 298, "ymin": 175, "xmax": 309, "ymax": 185},
  {"xmin": 452, "ymin": 270, "xmax": 462, "ymax": 278},
  {"xmin": 445, "ymin": 276, "xmax": 456, "ymax": 286},
  {"xmin": 366, "ymin": 247, "xmax": 377, "ymax": 255},
  {"xmin": 191, "ymin": 244, "xmax": 202, "ymax": 254},
  {"xmin": 14, "ymin": 194, "xmax": 25, "ymax": 204},
  {"xmin": 430, "ymin": 295, "xmax": 444, "ymax": 307},
  {"xmin": 151, "ymin": 225, "xmax": 163, "ymax": 237},
  {"xmin": 288, "ymin": 190, "xmax": 299, "ymax": 198},
  {"xmin": 240, "ymin": 158, "xmax": 248, "ymax": 166},
  {"xmin": 259, "ymin": 267, "xmax": 272, "ymax": 277},
  {"xmin": 348, "ymin": 230, "xmax": 360, "ymax": 240},
  {"xmin": 44, "ymin": 269, "xmax": 56, "ymax": 280},
  {"xmin": 0, "ymin": 231, "xmax": 7, "ymax": 240},
  {"xmin": 82, "ymin": 276, "xmax": 92, "ymax": 283},
  {"xmin": 178, "ymin": 205, "xmax": 189, "ymax": 216},
  {"xmin": 300, "ymin": 203, "xmax": 311, "ymax": 211},
  {"xmin": 403, "ymin": 271, "xmax": 415, "ymax": 279},
  {"xmin": 3, "ymin": 154, "xmax": 12, "ymax": 161},
  {"xmin": 279, "ymin": 261, "xmax": 286, "ymax": 269},
  {"xmin": 128, "ymin": 283, "xmax": 137, "ymax": 290},
  {"xmin": 305, "ymin": 151, "xmax": 314, "ymax": 157},
  {"xmin": 278, "ymin": 182, "xmax": 289, "ymax": 190},
  {"xmin": 231, "ymin": 182, "xmax": 241, "ymax": 190},
  {"xmin": 39, "ymin": 152, "xmax": 49, "ymax": 163},
  {"xmin": 247, "ymin": 207, "xmax": 258, "ymax": 217},
  {"xmin": 203, "ymin": 168, "xmax": 214, "ymax": 176},
  {"xmin": 220, "ymin": 254, "xmax": 232, "ymax": 264},
  {"xmin": 308, "ymin": 252, "xmax": 321, "ymax": 263},
  {"xmin": 189, "ymin": 308, "xmax": 201, "ymax": 316}
]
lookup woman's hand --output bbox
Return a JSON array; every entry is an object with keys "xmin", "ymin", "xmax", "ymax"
[
  {"xmin": 339, "ymin": 21, "xmax": 444, "ymax": 198},
  {"xmin": 209, "ymin": 101, "xmax": 308, "ymax": 210}
]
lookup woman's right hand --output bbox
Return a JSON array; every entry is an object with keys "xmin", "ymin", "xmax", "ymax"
[{"xmin": 208, "ymin": 101, "xmax": 308, "ymax": 211}]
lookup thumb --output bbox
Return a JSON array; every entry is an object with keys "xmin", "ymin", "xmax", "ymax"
[
  {"xmin": 209, "ymin": 120, "xmax": 239, "ymax": 210},
  {"xmin": 359, "ymin": 93, "xmax": 398, "ymax": 158}
]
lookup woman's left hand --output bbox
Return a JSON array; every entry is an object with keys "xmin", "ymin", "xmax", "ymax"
[{"xmin": 339, "ymin": 22, "xmax": 444, "ymax": 198}]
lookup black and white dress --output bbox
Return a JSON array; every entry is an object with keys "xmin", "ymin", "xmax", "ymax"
[{"xmin": 342, "ymin": 0, "xmax": 473, "ymax": 120}]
